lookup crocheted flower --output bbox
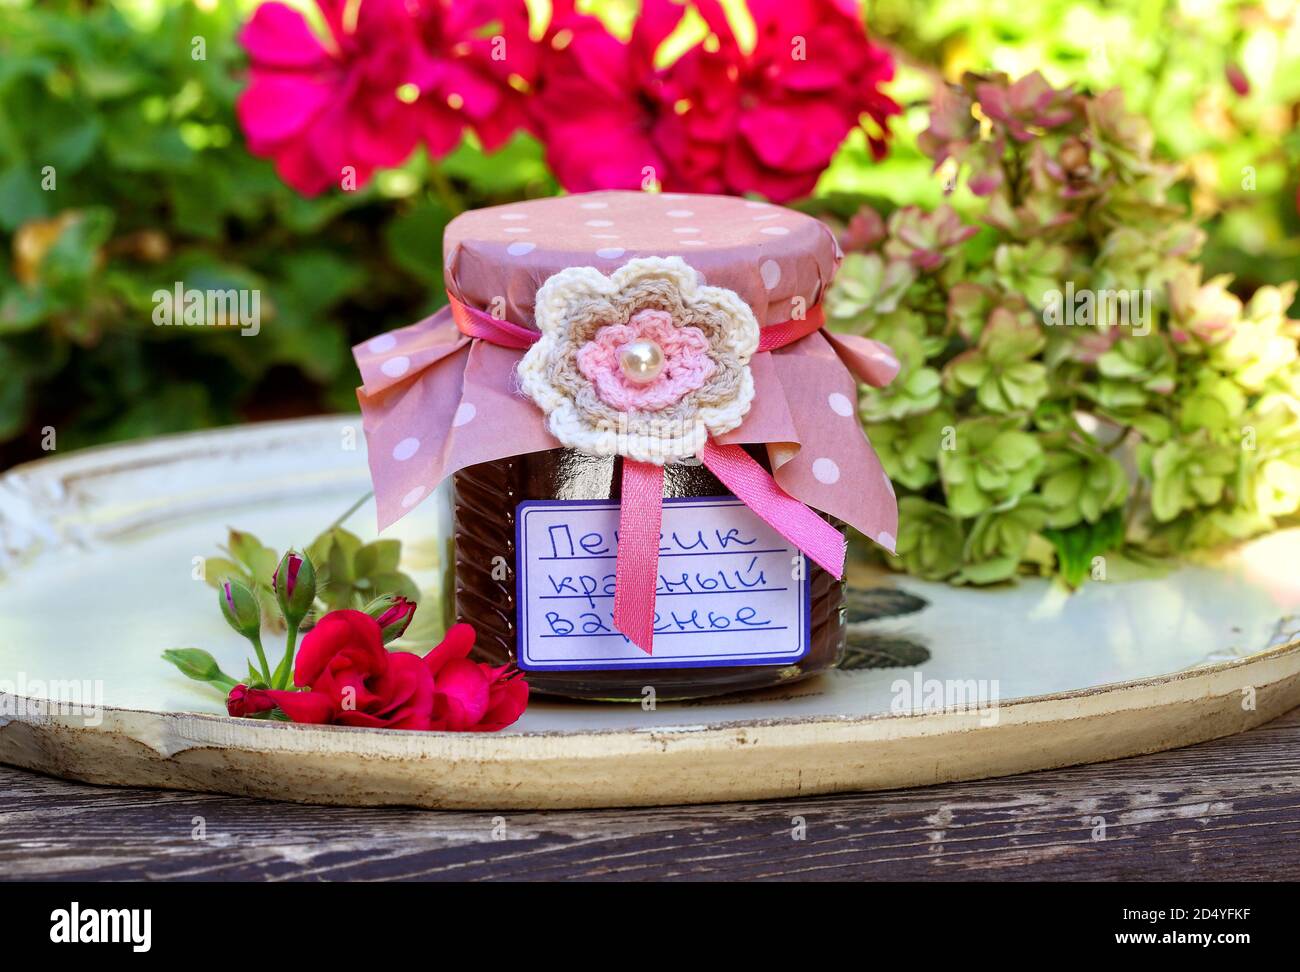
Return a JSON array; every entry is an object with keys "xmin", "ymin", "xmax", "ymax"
[
  {"xmin": 576, "ymin": 309, "xmax": 716, "ymax": 411},
  {"xmin": 519, "ymin": 257, "xmax": 759, "ymax": 463}
]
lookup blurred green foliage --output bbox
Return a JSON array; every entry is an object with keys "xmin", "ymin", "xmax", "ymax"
[
  {"xmin": 843, "ymin": 0, "xmax": 1300, "ymax": 290},
  {"xmin": 0, "ymin": 0, "xmax": 555, "ymax": 463}
]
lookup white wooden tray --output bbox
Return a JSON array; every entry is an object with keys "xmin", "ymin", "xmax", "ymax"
[{"xmin": 2, "ymin": 417, "xmax": 1298, "ymax": 808}]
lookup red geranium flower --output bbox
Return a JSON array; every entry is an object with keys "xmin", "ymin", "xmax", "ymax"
[
  {"xmin": 237, "ymin": 0, "xmax": 533, "ymax": 195},
  {"xmin": 422, "ymin": 621, "xmax": 531, "ymax": 732},
  {"xmin": 668, "ymin": 0, "xmax": 901, "ymax": 200},
  {"xmin": 227, "ymin": 611, "xmax": 528, "ymax": 732},
  {"xmin": 411, "ymin": 0, "xmax": 538, "ymax": 154},
  {"xmin": 529, "ymin": 0, "xmax": 683, "ymax": 192},
  {"xmin": 531, "ymin": 0, "xmax": 898, "ymax": 201}
]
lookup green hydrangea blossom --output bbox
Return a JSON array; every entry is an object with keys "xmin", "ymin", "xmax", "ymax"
[
  {"xmin": 856, "ymin": 310, "xmax": 945, "ymax": 421},
  {"xmin": 826, "ymin": 252, "xmax": 915, "ymax": 326},
  {"xmin": 956, "ymin": 498, "xmax": 1051, "ymax": 585},
  {"xmin": 883, "ymin": 205, "xmax": 976, "ymax": 271},
  {"xmin": 1209, "ymin": 284, "xmax": 1300, "ymax": 392},
  {"xmin": 828, "ymin": 71, "xmax": 1300, "ymax": 589},
  {"xmin": 1145, "ymin": 434, "xmax": 1240, "ymax": 523},
  {"xmin": 1242, "ymin": 402, "xmax": 1300, "ymax": 519},
  {"xmin": 869, "ymin": 409, "xmax": 954, "ymax": 491},
  {"xmin": 992, "ymin": 239, "xmax": 1071, "ymax": 308},
  {"xmin": 1176, "ymin": 375, "xmax": 1246, "ymax": 434},
  {"xmin": 1095, "ymin": 223, "xmax": 1205, "ymax": 304},
  {"xmin": 938, "ymin": 418, "xmax": 1045, "ymax": 518},
  {"xmin": 895, "ymin": 497, "xmax": 965, "ymax": 581},
  {"xmin": 943, "ymin": 312, "xmax": 1048, "ymax": 413},
  {"xmin": 1038, "ymin": 440, "xmax": 1129, "ymax": 529},
  {"xmin": 1086, "ymin": 334, "xmax": 1177, "ymax": 412}
]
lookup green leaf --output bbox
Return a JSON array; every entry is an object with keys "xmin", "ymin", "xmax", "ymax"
[
  {"xmin": 226, "ymin": 529, "xmax": 278, "ymax": 583},
  {"xmin": 366, "ymin": 570, "xmax": 420, "ymax": 603},
  {"xmin": 0, "ymin": 347, "xmax": 29, "ymax": 438},
  {"xmin": 439, "ymin": 132, "xmax": 555, "ymax": 195},
  {"xmin": 39, "ymin": 207, "xmax": 115, "ymax": 300},
  {"xmin": 354, "ymin": 539, "xmax": 401, "ymax": 577},
  {"xmin": 245, "ymin": 662, "xmax": 269, "ymax": 690},
  {"xmin": 200, "ymin": 556, "xmax": 246, "ymax": 589},
  {"xmin": 1043, "ymin": 510, "xmax": 1126, "ymax": 589},
  {"xmin": 0, "ymin": 166, "xmax": 49, "ymax": 232},
  {"xmin": 385, "ymin": 201, "xmax": 452, "ymax": 286},
  {"xmin": 0, "ymin": 282, "xmax": 49, "ymax": 335},
  {"xmin": 102, "ymin": 104, "xmax": 193, "ymax": 172},
  {"xmin": 954, "ymin": 556, "xmax": 1019, "ymax": 585}
]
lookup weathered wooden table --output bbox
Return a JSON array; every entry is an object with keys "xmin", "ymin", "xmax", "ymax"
[{"xmin": 3, "ymin": 706, "xmax": 1297, "ymax": 881}]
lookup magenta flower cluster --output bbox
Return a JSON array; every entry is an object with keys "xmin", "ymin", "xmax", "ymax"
[{"xmin": 236, "ymin": 0, "xmax": 899, "ymax": 202}]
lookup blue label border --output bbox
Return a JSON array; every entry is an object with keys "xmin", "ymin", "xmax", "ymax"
[{"xmin": 513, "ymin": 495, "xmax": 812, "ymax": 671}]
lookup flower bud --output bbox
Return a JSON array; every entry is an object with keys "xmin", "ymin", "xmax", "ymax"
[
  {"xmin": 219, "ymin": 579, "xmax": 262, "ymax": 638},
  {"xmin": 227, "ymin": 684, "xmax": 275, "ymax": 718},
  {"xmin": 364, "ymin": 594, "xmax": 417, "ymax": 643},
  {"xmin": 273, "ymin": 551, "xmax": 317, "ymax": 625},
  {"xmin": 1225, "ymin": 63, "xmax": 1250, "ymax": 98}
]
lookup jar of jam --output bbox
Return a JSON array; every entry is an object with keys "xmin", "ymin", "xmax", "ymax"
[
  {"xmin": 353, "ymin": 191, "xmax": 899, "ymax": 702},
  {"xmin": 453, "ymin": 449, "xmax": 847, "ymax": 701}
]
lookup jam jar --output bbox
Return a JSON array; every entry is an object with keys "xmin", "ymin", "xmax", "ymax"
[
  {"xmin": 454, "ymin": 448, "xmax": 848, "ymax": 701},
  {"xmin": 362, "ymin": 189, "xmax": 902, "ymax": 702}
]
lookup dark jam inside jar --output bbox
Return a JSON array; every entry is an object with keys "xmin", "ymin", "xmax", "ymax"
[{"xmin": 453, "ymin": 447, "xmax": 846, "ymax": 701}]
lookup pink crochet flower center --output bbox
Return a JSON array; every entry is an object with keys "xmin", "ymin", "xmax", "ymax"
[{"xmin": 576, "ymin": 309, "xmax": 716, "ymax": 412}]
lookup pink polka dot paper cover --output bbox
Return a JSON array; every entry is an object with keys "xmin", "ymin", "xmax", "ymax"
[{"xmin": 353, "ymin": 190, "xmax": 900, "ymax": 654}]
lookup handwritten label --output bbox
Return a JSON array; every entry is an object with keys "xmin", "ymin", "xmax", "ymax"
[{"xmin": 515, "ymin": 496, "xmax": 810, "ymax": 671}]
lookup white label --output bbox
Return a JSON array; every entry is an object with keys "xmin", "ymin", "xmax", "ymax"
[{"xmin": 515, "ymin": 496, "xmax": 810, "ymax": 671}]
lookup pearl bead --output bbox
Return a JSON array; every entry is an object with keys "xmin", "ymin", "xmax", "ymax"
[{"xmin": 618, "ymin": 339, "xmax": 665, "ymax": 384}]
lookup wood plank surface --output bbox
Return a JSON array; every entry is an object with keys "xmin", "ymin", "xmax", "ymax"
[{"xmin": 2, "ymin": 707, "xmax": 1298, "ymax": 881}]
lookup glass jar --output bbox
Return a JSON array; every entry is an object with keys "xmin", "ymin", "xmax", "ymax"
[{"xmin": 453, "ymin": 447, "xmax": 847, "ymax": 701}]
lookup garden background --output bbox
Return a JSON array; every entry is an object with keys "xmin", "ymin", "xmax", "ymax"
[{"xmin": 2, "ymin": 0, "xmax": 1299, "ymax": 586}]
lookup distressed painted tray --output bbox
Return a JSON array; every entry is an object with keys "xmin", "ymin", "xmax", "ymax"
[{"xmin": 2, "ymin": 417, "xmax": 1299, "ymax": 809}]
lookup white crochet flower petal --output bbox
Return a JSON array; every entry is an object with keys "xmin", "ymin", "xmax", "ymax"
[
  {"xmin": 534, "ymin": 266, "xmax": 616, "ymax": 337},
  {"xmin": 697, "ymin": 368, "xmax": 756, "ymax": 439},
  {"xmin": 609, "ymin": 256, "xmax": 700, "ymax": 299}
]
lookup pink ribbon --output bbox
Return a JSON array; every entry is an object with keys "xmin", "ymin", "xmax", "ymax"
[
  {"xmin": 613, "ymin": 460, "xmax": 666, "ymax": 654},
  {"xmin": 698, "ymin": 441, "xmax": 846, "ymax": 578},
  {"xmin": 448, "ymin": 290, "xmax": 850, "ymax": 655},
  {"xmin": 756, "ymin": 304, "xmax": 825, "ymax": 352},
  {"xmin": 449, "ymin": 295, "xmax": 541, "ymax": 350},
  {"xmin": 450, "ymin": 293, "xmax": 827, "ymax": 355}
]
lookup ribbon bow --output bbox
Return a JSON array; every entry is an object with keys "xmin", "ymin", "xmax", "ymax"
[{"xmin": 449, "ymin": 294, "xmax": 874, "ymax": 656}]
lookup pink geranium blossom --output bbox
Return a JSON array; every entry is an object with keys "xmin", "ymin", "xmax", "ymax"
[
  {"xmin": 237, "ymin": 0, "xmax": 533, "ymax": 195},
  {"xmin": 227, "ymin": 612, "xmax": 528, "ymax": 732},
  {"xmin": 422, "ymin": 622, "xmax": 531, "ymax": 732},
  {"xmin": 667, "ymin": 0, "xmax": 901, "ymax": 200},
  {"xmin": 407, "ymin": 0, "xmax": 537, "ymax": 155},
  {"xmin": 240, "ymin": 0, "xmax": 897, "ymax": 201},
  {"xmin": 577, "ymin": 309, "xmax": 716, "ymax": 411},
  {"xmin": 532, "ymin": 0, "xmax": 900, "ymax": 201},
  {"xmin": 529, "ymin": 0, "xmax": 683, "ymax": 192}
]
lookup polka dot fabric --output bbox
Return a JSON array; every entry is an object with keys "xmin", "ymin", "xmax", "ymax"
[
  {"xmin": 445, "ymin": 190, "xmax": 838, "ymax": 332},
  {"xmin": 715, "ymin": 329, "xmax": 898, "ymax": 555},
  {"xmin": 353, "ymin": 189, "xmax": 897, "ymax": 551}
]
